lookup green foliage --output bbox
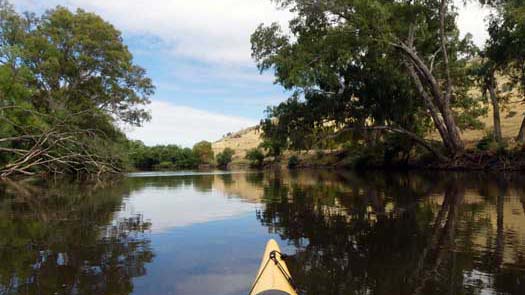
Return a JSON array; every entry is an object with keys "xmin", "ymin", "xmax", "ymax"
[
  {"xmin": 216, "ymin": 148, "xmax": 235, "ymax": 169},
  {"xmin": 251, "ymin": 0, "xmax": 483, "ymax": 158},
  {"xmin": 192, "ymin": 141, "xmax": 214, "ymax": 164},
  {"xmin": 259, "ymin": 132, "xmax": 287, "ymax": 160},
  {"xmin": 246, "ymin": 148, "xmax": 265, "ymax": 168},
  {"xmin": 287, "ymin": 155, "xmax": 300, "ymax": 169},
  {"xmin": 476, "ymin": 134, "xmax": 495, "ymax": 151},
  {"xmin": 0, "ymin": 180, "xmax": 153, "ymax": 294},
  {"xmin": 475, "ymin": 131, "xmax": 507, "ymax": 152},
  {"xmin": 482, "ymin": 0, "xmax": 525, "ymax": 142},
  {"xmin": 126, "ymin": 141, "xmax": 199, "ymax": 170},
  {"xmin": 0, "ymin": 1, "xmax": 154, "ymax": 176}
]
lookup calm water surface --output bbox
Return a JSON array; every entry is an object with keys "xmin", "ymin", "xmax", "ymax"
[{"xmin": 0, "ymin": 170, "xmax": 524, "ymax": 295}]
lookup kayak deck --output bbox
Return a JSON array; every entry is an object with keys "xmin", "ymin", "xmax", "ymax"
[{"xmin": 249, "ymin": 239, "xmax": 298, "ymax": 295}]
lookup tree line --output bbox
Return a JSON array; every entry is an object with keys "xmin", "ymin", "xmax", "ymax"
[
  {"xmin": 127, "ymin": 140, "xmax": 235, "ymax": 171},
  {"xmin": 252, "ymin": 0, "xmax": 525, "ymax": 165}
]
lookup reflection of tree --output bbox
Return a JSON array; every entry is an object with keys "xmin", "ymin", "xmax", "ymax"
[
  {"xmin": 219, "ymin": 174, "xmax": 234, "ymax": 187},
  {"xmin": 410, "ymin": 183, "xmax": 464, "ymax": 295},
  {"xmin": 256, "ymin": 172, "xmax": 438, "ymax": 294},
  {"xmin": 255, "ymin": 172, "xmax": 525, "ymax": 295},
  {"xmin": 0, "ymin": 180, "xmax": 154, "ymax": 295}
]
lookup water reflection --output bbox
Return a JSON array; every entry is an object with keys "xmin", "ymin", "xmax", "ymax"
[
  {"xmin": 0, "ymin": 171, "xmax": 524, "ymax": 295},
  {"xmin": 0, "ymin": 180, "xmax": 153, "ymax": 295},
  {"xmin": 253, "ymin": 171, "xmax": 525, "ymax": 295}
]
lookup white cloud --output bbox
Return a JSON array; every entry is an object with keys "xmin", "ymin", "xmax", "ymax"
[
  {"xmin": 118, "ymin": 185, "xmax": 256, "ymax": 232},
  {"xmin": 13, "ymin": 0, "xmax": 292, "ymax": 64},
  {"xmin": 125, "ymin": 100, "xmax": 257, "ymax": 146},
  {"xmin": 456, "ymin": 0, "xmax": 491, "ymax": 47},
  {"xmin": 14, "ymin": 0, "xmax": 493, "ymax": 64}
]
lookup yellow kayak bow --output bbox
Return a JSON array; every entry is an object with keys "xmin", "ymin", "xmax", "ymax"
[{"xmin": 248, "ymin": 239, "xmax": 298, "ymax": 295}]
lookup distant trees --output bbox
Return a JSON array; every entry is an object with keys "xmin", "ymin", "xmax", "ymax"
[
  {"xmin": 216, "ymin": 148, "xmax": 235, "ymax": 169},
  {"xmin": 245, "ymin": 148, "xmax": 265, "ymax": 168},
  {"xmin": 127, "ymin": 141, "xmax": 199, "ymax": 170},
  {"xmin": 0, "ymin": 1, "xmax": 153, "ymax": 177},
  {"xmin": 192, "ymin": 141, "xmax": 214, "ymax": 164}
]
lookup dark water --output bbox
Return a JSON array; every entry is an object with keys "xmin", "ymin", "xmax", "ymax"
[{"xmin": 0, "ymin": 170, "xmax": 524, "ymax": 295}]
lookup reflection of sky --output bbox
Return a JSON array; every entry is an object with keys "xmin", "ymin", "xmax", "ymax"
[
  {"xmin": 113, "ymin": 174, "xmax": 296, "ymax": 295},
  {"xmin": 118, "ymin": 185, "xmax": 257, "ymax": 233},
  {"xmin": 127, "ymin": 170, "xmax": 252, "ymax": 178},
  {"xmin": 131, "ymin": 216, "xmax": 292, "ymax": 295}
]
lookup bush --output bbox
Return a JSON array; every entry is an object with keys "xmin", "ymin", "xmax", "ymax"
[
  {"xmin": 155, "ymin": 161, "xmax": 175, "ymax": 170},
  {"xmin": 476, "ymin": 132, "xmax": 505, "ymax": 152},
  {"xmin": 216, "ymin": 148, "xmax": 235, "ymax": 169},
  {"xmin": 315, "ymin": 149, "xmax": 325, "ymax": 159},
  {"xmin": 127, "ymin": 141, "xmax": 200, "ymax": 170},
  {"xmin": 476, "ymin": 135, "xmax": 494, "ymax": 151},
  {"xmin": 246, "ymin": 148, "xmax": 265, "ymax": 168},
  {"xmin": 192, "ymin": 141, "xmax": 214, "ymax": 164},
  {"xmin": 287, "ymin": 155, "xmax": 300, "ymax": 168}
]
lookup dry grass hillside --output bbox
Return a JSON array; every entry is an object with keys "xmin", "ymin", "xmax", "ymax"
[
  {"xmin": 213, "ymin": 99, "xmax": 525, "ymax": 160},
  {"xmin": 457, "ymin": 99, "xmax": 525, "ymax": 146},
  {"xmin": 212, "ymin": 126, "xmax": 262, "ymax": 162}
]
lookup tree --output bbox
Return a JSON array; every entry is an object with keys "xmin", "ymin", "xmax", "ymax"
[
  {"xmin": 251, "ymin": 0, "xmax": 484, "ymax": 159},
  {"xmin": 0, "ymin": 2, "xmax": 154, "ymax": 177},
  {"xmin": 192, "ymin": 141, "xmax": 214, "ymax": 164},
  {"xmin": 473, "ymin": 59, "xmax": 503, "ymax": 143},
  {"xmin": 245, "ymin": 148, "xmax": 265, "ymax": 168},
  {"xmin": 216, "ymin": 148, "xmax": 234, "ymax": 169},
  {"xmin": 482, "ymin": 0, "xmax": 525, "ymax": 143}
]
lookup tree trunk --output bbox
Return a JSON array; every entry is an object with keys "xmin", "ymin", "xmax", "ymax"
[
  {"xmin": 488, "ymin": 77, "xmax": 503, "ymax": 142},
  {"xmin": 330, "ymin": 125, "xmax": 450, "ymax": 162},
  {"xmin": 441, "ymin": 106, "xmax": 464, "ymax": 153},
  {"xmin": 495, "ymin": 189, "xmax": 504, "ymax": 268},
  {"xmin": 517, "ymin": 116, "xmax": 525, "ymax": 143},
  {"xmin": 406, "ymin": 63, "xmax": 454, "ymax": 151},
  {"xmin": 438, "ymin": 0, "xmax": 464, "ymax": 154},
  {"xmin": 393, "ymin": 0, "xmax": 464, "ymax": 157}
]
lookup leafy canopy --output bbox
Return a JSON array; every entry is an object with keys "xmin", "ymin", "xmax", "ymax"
[{"xmin": 252, "ymin": 0, "xmax": 483, "ymax": 156}]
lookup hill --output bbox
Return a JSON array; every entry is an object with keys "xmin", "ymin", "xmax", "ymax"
[
  {"xmin": 212, "ymin": 126, "xmax": 262, "ymax": 163},
  {"xmin": 213, "ymin": 99, "xmax": 525, "ymax": 162}
]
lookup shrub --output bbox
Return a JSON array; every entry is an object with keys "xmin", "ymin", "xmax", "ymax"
[
  {"xmin": 192, "ymin": 141, "xmax": 214, "ymax": 164},
  {"xmin": 216, "ymin": 148, "xmax": 235, "ymax": 169},
  {"xmin": 287, "ymin": 155, "xmax": 300, "ymax": 168},
  {"xmin": 476, "ymin": 132, "xmax": 502, "ymax": 152},
  {"xmin": 315, "ymin": 149, "xmax": 325, "ymax": 159},
  {"xmin": 155, "ymin": 161, "xmax": 175, "ymax": 170},
  {"xmin": 245, "ymin": 148, "xmax": 265, "ymax": 168}
]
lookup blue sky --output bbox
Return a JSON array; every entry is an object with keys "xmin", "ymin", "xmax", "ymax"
[
  {"xmin": 125, "ymin": 34, "xmax": 286, "ymax": 119},
  {"xmin": 13, "ymin": 0, "xmax": 489, "ymax": 146}
]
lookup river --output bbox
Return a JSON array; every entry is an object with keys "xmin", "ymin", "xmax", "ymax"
[{"xmin": 0, "ymin": 170, "xmax": 524, "ymax": 295}]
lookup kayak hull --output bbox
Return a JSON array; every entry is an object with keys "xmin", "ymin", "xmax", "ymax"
[{"xmin": 249, "ymin": 239, "xmax": 298, "ymax": 295}]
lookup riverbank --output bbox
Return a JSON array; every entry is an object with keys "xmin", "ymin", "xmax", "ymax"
[{"xmin": 232, "ymin": 148, "xmax": 525, "ymax": 171}]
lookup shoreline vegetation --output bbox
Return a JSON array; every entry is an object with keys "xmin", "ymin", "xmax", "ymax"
[{"xmin": 3, "ymin": 1, "xmax": 525, "ymax": 179}]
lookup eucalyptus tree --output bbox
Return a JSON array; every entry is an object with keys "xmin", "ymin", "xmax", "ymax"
[
  {"xmin": 483, "ymin": 0, "xmax": 525, "ymax": 143},
  {"xmin": 473, "ymin": 58, "xmax": 504, "ymax": 143},
  {"xmin": 0, "ymin": 1, "xmax": 154, "ymax": 177},
  {"xmin": 252, "ymin": 0, "xmax": 484, "ymax": 159}
]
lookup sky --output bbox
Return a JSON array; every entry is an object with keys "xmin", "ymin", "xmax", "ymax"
[{"xmin": 13, "ymin": 0, "xmax": 491, "ymax": 146}]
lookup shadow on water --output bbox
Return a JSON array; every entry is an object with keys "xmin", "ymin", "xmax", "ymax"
[
  {"xmin": 122, "ymin": 169, "xmax": 525, "ymax": 294},
  {"xmin": 253, "ymin": 170, "xmax": 525, "ymax": 295},
  {"xmin": 0, "ymin": 179, "xmax": 154, "ymax": 295},
  {"xmin": 0, "ymin": 170, "xmax": 524, "ymax": 295}
]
